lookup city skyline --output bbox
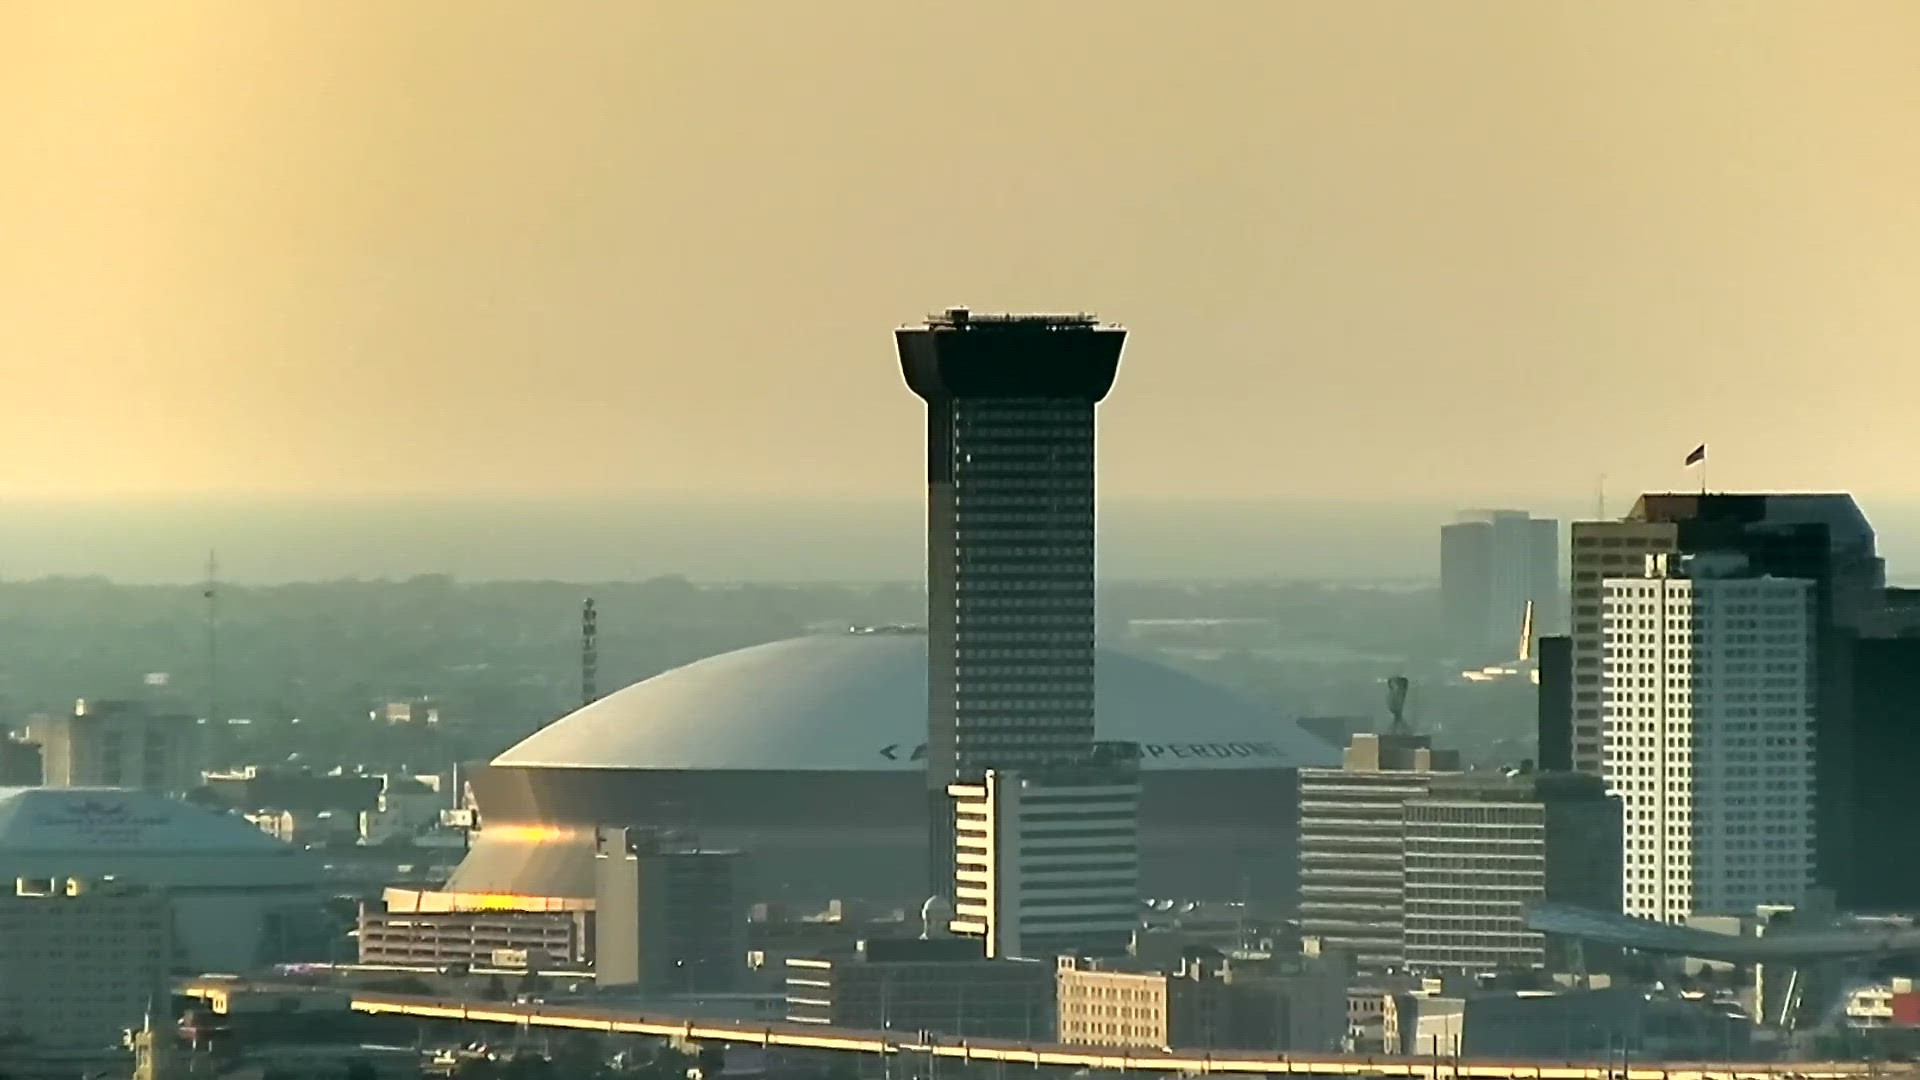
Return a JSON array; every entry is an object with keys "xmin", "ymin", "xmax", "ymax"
[{"xmin": 4, "ymin": 3, "xmax": 1920, "ymax": 501}]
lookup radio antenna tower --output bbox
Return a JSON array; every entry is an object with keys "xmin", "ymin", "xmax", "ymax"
[
  {"xmin": 203, "ymin": 551, "xmax": 219, "ymax": 725},
  {"xmin": 581, "ymin": 598, "xmax": 599, "ymax": 708}
]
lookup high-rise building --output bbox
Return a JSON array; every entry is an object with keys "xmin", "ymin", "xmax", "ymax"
[
  {"xmin": 1570, "ymin": 494, "xmax": 1883, "ymax": 898},
  {"xmin": 1535, "ymin": 635, "xmax": 1573, "ymax": 772},
  {"xmin": 898, "ymin": 308, "xmax": 1126, "ymax": 892},
  {"xmin": 1843, "ymin": 617, "xmax": 1920, "ymax": 911},
  {"xmin": 1401, "ymin": 771, "xmax": 1620, "ymax": 974},
  {"xmin": 593, "ymin": 827, "xmax": 744, "ymax": 992},
  {"xmin": 1297, "ymin": 733, "xmax": 1459, "ymax": 970},
  {"xmin": 1441, "ymin": 510, "xmax": 1560, "ymax": 659},
  {"xmin": 1602, "ymin": 553, "xmax": 1816, "ymax": 922},
  {"xmin": 0, "ymin": 877, "xmax": 171, "ymax": 1051},
  {"xmin": 28, "ymin": 699, "xmax": 201, "ymax": 793},
  {"xmin": 947, "ymin": 746, "xmax": 1140, "ymax": 960}
]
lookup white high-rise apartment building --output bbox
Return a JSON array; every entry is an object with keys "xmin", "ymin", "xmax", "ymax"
[
  {"xmin": 1602, "ymin": 553, "xmax": 1816, "ymax": 923},
  {"xmin": 948, "ymin": 761, "xmax": 1139, "ymax": 960}
]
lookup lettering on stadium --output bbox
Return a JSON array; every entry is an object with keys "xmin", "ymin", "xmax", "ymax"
[{"xmin": 878, "ymin": 741, "xmax": 1283, "ymax": 762}]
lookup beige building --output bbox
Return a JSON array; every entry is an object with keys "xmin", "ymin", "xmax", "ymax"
[
  {"xmin": 1569, "ymin": 519, "xmax": 1679, "ymax": 773},
  {"xmin": 1055, "ymin": 953, "xmax": 1349, "ymax": 1052},
  {"xmin": 0, "ymin": 877, "xmax": 171, "ymax": 1050},
  {"xmin": 29, "ymin": 699, "xmax": 202, "ymax": 792},
  {"xmin": 1057, "ymin": 956, "xmax": 1220, "ymax": 1049}
]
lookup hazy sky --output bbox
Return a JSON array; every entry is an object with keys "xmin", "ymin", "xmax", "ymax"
[{"xmin": 3, "ymin": 3, "xmax": 1917, "ymax": 501}]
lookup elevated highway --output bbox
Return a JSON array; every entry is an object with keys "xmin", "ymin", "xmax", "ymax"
[{"xmin": 350, "ymin": 992, "xmax": 1900, "ymax": 1080}]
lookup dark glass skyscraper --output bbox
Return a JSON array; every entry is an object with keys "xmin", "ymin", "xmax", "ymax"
[{"xmin": 898, "ymin": 308, "xmax": 1126, "ymax": 892}]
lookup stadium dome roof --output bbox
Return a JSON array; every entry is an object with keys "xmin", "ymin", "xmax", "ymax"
[
  {"xmin": 496, "ymin": 629, "xmax": 1339, "ymax": 773},
  {"xmin": 0, "ymin": 787, "xmax": 322, "ymax": 888}
]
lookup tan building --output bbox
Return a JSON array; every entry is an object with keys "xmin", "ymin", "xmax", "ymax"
[
  {"xmin": 362, "ymin": 887, "xmax": 591, "ymax": 968},
  {"xmin": 29, "ymin": 699, "xmax": 202, "ymax": 792},
  {"xmin": 0, "ymin": 877, "xmax": 171, "ymax": 1050},
  {"xmin": 1568, "ymin": 519, "xmax": 1678, "ymax": 773},
  {"xmin": 1058, "ymin": 953, "xmax": 1343, "ymax": 1051},
  {"xmin": 1057, "ymin": 956, "xmax": 1221, "ymax": 1049}
]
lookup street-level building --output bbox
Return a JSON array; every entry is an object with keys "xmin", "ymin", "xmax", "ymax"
[{"xmin": 785, "ymin": 937, "xmax": 1051, "ymax": 1040}]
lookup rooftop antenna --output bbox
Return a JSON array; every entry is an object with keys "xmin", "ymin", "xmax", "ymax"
[
  {"xmin": 203, "ymin": 551, "xmax": 219, "ymax": 725},
  {"xmin": 581, "ymin": 598, "xmax": 599, "ymax": 708},
  {"xmin": 1596, "ymin": 474, "xmax": 1607, "ymax": 519},
  {"xmin": 1386, "ymin": 675, "xmax": 1411, "ymax": 735}
]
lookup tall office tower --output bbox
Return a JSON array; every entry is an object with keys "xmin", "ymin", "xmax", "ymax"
[
  {"xmin": 899, "ymin": 308, "xmax": 1126, "ymax": 893},
  {"xmin": 1401, "ymin": 771, "xmax": 1619, "ymax": 975},
  {"xmin": 1535, "ymin": 635, "xmax": 1573, "ymax": 772},
  {"xmin": 1440, "ymin": 510, "xmax": 1560, "ymax": 659},
  {"xmin": 1570, "ymin": 494, "xmax": 1882, "ymax": 897},
  {"xmin": 28, "ymin": 699, "xmax": 201, "ymax": 793},
  {"xmin": 1602, "ymin": 553, "xmax": 1816, "ymax": 923},
  {"xmin": 1297, "ymin": 733, "xmax": 1459, "ymax": 970},
  {"xmin": 1845, "ymin": 591, "xmax": 1920, "ymax": 910},
  {"xmin": 946, "ymin": 743, "xmax": 1140, "ymax": 960}
]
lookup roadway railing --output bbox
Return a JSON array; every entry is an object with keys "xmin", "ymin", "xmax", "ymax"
[{"xmin": 350, "ymin": 992, "xmax": 1899, "ymax": 1080}]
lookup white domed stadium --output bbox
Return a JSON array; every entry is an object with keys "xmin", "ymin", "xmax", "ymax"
[
  {"xmin": 450, "ymin": 628, "xmax": 1337, "ymax": 905},
  {"xmin": 0, "ymin": 786, "xmax": 325, "ymax": 970}
]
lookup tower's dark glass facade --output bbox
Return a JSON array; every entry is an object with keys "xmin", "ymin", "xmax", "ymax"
[{"xmin": 898, "ymin": 309, "xmax": 1125, "ymax": 892}]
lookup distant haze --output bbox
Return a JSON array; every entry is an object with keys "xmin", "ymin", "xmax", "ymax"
[
  {"xmin": 3, "ymin": 3, "xmax": 1919, "ymax": 503},
  {"xmin": 5, "ymin": 496, "xmax": 1920, "ymax": 586}
]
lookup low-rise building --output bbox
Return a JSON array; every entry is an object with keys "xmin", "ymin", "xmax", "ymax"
[
  {"xmin": 785, "ymin": 937, "xmax": 1052, "ymax": 1039},
  {"xmin": 356, "ymin": 901, "xmax": 587, "ymax": 969},
  {"xmin": 0, "ymin": 877, "xmax": 171, "ymax": 1050},
  {"xmin": 1055, "ymin": 953, "xmax": 1346, "ymax": 1051},
  {"xmin": 1384, "ymin": 986, "xmax": 1748, "ymax": 1060},
  {"xmin": 245, "ymin": 808, "xmax": 360, "ymax": 847},
  {"xmin": 1843, "ymin": 978, "xmax": 1920, "ymax": 1029}
]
